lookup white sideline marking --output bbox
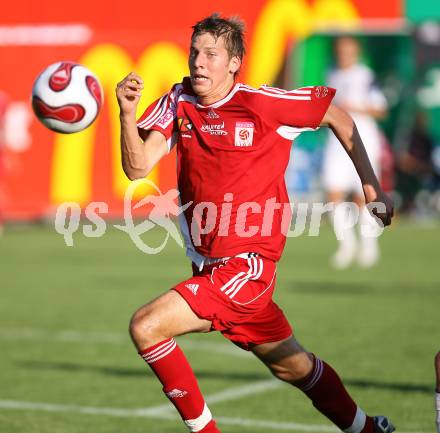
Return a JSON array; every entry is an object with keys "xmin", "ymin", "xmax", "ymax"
[
  {"xmin": 0, "ymin": 328, "xmax": 424, "ymax": 432},
  {"xmin": 205, "ymin": 378, "xmax": 282, "ymax": 404},
  {"xmin": 0, "ymin": 327, "xmax": 250, "ymax": 358},
  {"xmin": 0, "ymin": 399, "xmax": 423, "ymax": 433},
  {"xmin": 127, "ymin": 378, "xmax": 283, "ymax": 415},
  {"xmin": 0, "ymin": 380, "xmax": 283, "ymax": 419},
  {"xmin": 0, "ymin": 398, "xmax": 334, "ymax": 432}
]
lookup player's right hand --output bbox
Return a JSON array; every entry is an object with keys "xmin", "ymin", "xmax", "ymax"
[{"xmin": 116, "ymin": 72, "xmax": 144, "ymax": 116}]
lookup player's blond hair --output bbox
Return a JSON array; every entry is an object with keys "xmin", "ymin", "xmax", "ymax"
[{"xmin": 191, "ymin": 13, "xmax": 246, "ymax": 62}]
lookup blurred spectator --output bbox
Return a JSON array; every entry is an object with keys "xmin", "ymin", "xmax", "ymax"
[
  {"xmin": 396, "ymin": 110, "xmax": 440, "ymax": 214},
  {"xmin": 379, "ymin": 131, "xmax": 395, "ymax": 194},
  {"xmin": 400, "ymin": 112, "xmax": 433, "ymax": 175},
  {"xmin": 322, "ymin": 36, "xmax": 388, "ymax": 269}
]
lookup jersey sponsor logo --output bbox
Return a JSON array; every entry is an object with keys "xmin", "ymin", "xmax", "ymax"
[
  {"xmin": 165, "ymin": 388, "xmax": 188, "ymax": 398},
  {"xmin": 185, "ymin": 283, "xmax": 199, "ymax": 295},
  {"xmin": 205, "ymin": 108, "xmax": 219, "ymax": 119},
  {"xmin": 234, "ymin": 121, "xmax": 254, "ymax": 147},
  {"xmin": 314, "ymin": 86, "xmax": 329, "ymax": 99},
  {"xmin": 178, "ymin": 117, "xmax": 193, "ymax": 138},
  {"xmin": 156, "ymin": 108, "xmax": 175, "ymax": 129},
  {"xmin": 200, "ymin": 121, "xmax": 227, "ymax": 136}
]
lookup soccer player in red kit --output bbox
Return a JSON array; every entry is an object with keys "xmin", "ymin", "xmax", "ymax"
[{"xmin": 116, "ymin": 14, "xmax": 395, "ymax": 433}]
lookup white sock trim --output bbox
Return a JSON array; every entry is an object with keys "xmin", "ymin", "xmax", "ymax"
[
  {"xmin": 184, "ymin": 403, "xmax": 212, "ymax": 432},
  {"xmin": 344, "ymin": 406, "xmax": 366, "ymax": 433},
  {"xmin": 141, "ymin": 339, "xmax": 177, "ymax": 364}
]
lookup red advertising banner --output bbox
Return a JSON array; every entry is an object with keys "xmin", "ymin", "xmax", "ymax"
[{"xmin": 0, "ymin": 0, "xmax": 403, "ymax": 219}]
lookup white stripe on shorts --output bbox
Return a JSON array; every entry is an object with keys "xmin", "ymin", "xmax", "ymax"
[
  {"xmin": 228, "ymin": 257, "xmax": 264, "ymax": 299},
  {"xmin": 218, "ymin": 256, "xmax": 264, "ymax": 300}
]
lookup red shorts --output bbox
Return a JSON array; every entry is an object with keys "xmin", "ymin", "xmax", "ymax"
[{"xmin": 173, "ymin": 253, "xmax": 292, "ymax": 350}]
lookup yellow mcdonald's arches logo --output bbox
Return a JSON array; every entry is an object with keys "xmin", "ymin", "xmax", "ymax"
[
  {"xmin": 51, "ymin": 42, "xmax": 188, "ymax": 204},
  {"xmin": 51, "ymin": 0, "xmax": 360, "ymax": 205},
  {"xmin": 246, "ymin": 0, "xmax": 360, "ymax": 87}
]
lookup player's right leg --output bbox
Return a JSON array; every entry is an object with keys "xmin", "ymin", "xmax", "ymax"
[{"xmin": 129, "ymin": 290, "xmax": 221, "ymax": 433}]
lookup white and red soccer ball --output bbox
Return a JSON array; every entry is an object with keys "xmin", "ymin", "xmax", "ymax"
[{"xmin": 31, "ymin": 61, "xmax": 103, "ymax": 133}]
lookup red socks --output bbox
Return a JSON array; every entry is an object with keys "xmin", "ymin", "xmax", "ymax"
[
  {"xmin": 295, "ymin": 355, "xmax": 374, "ymax": 433},
  {"xmin": 140, "ymin": 341, "xmax": 371, "ymax": 433},
  {"xmin": 140, "ymin": 338, "xmax": 220, "ymax": 433}
]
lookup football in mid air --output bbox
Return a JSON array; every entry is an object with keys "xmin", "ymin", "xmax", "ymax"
[{"xmin": 31, "ymin": 61, "xmax": 103, "ymax": 133}]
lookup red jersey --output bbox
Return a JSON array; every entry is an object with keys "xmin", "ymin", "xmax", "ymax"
[{"xmin": 137, "ymin": 78, "xmax": 335, "ymax": 262}]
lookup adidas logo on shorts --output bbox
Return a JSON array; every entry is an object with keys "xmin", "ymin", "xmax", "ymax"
[
  {"xmin": 185, "ymin": 283, "xmax": 199, "ymax": 295},
  {"xmin": 165, "ymin": 388, "xmax": 188, "ymax": 398}
]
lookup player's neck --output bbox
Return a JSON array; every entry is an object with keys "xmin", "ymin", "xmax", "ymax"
[{"xmin": 196, "ymin": 79, "xmax": 236, "ymax": 106}]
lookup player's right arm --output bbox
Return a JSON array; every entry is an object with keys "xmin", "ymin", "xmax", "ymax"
[{"xmin": 116, "ymin": 72, "xmax": 169, "ymax": 180}]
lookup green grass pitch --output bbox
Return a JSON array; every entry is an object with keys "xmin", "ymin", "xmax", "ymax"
[{"xmin": 0, "ymin": 219, "xmax": 439, "ymax": 433}]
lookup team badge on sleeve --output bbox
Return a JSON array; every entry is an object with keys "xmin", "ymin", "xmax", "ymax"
[
  {"xmin": 314, "ymin": 86, "xmax": 329, "ymax": 99},
  {"xmin": 234, "ymin": 121, "xmax": 254, "ymax": 147}
]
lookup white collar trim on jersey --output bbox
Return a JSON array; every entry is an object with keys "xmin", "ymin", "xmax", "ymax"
[{"xmin": 195, "ymin": 82, "xmax": 242, "ymax": 109}]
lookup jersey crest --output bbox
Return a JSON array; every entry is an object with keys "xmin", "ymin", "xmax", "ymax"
[{"xmin": 234, "ymin": 121, "xmax": 254, "ymax": 147}]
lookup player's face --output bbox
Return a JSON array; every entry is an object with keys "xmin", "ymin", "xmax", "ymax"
[
  {"xmin": 335, "ymin": 37, "xmax": 360, "ymax": 69},
  {"xmin": 189, "ymin": 32, "xmax": 240, "ymax": 105}
]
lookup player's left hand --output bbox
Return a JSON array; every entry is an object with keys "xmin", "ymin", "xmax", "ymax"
[{"xmin": 365, "ymin": 190, "xmax": 394, "ymax": 227}]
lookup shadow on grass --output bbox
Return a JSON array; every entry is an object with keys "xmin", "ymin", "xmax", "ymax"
[
  {"xmin": 286, "ymin": 280, "xmax": 440, "ymax": 295},
  {"xmin": 17, "ymin": 360, "xmax": 270, "ymax": 381},
  {"xmin": 17, "ymin": 361, "xmax": 432, "ymax": 393},
  {"xmin": 344, "ymin": 378, "xmax": 432, "ymax": 393}
]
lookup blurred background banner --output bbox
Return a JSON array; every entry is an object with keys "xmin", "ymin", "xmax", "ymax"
[{"xmin": 1, "ymin": 0, "xmax": 439, "ymax": 220}]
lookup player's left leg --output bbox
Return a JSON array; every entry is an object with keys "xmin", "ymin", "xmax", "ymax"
[{"xmin": 252, "ymin": 337, "xmax": 394, "ymax": 433}]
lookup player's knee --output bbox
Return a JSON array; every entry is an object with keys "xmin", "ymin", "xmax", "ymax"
[
  {"xmin": 269, "ymin": 362, "xmax": 311, "ymax": 383},
  {"xmin": 129, "ymin": 307, "xmax": 162, "ymax": 347},
  {"xmin": 269, "ymin": 365, "xmax": 298, "ymax": 382},
  {"xmin": 268, "ymin": 354, "xmax": 313, "ymax": 383},
  {"xmin": 435, "ymin": 351, "xmax": 440, "ymax": 368}
]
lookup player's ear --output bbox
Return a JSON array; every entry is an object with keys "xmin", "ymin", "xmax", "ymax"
[{"xmin": 229, "ymin": 56, "xmax": 241, "ymax": 75}]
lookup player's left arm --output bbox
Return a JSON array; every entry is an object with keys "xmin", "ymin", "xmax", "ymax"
[{"xmin": 321, "ymin": 104, "xmax": 393, "ymax": 226}]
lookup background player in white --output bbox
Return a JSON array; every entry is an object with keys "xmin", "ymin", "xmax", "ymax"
[
  {"xmin": 116, "ymin": 14, "xmax": 394, "ymax": 433},
  {"xmin": 322, "ymin": 36, "xmax": 388, "ymax": 268}
]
